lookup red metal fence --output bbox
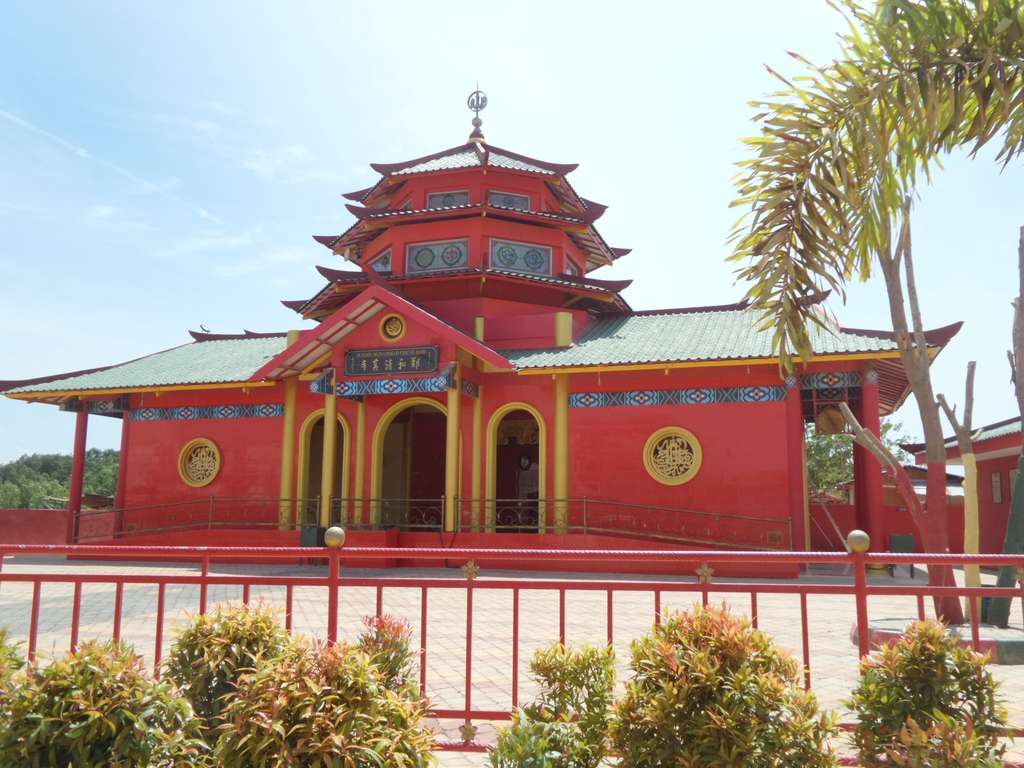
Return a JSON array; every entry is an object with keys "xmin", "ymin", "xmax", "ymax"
[{"xmin": 1, "ymin": 543, "xmax": 1022, "ymax": 761}]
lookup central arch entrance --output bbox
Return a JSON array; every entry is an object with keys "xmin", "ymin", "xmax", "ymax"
[
  {"xmin": 373, "ymin": 398, "xmax": 447, "ymax": 530},
  {"xmin": 487, "ymin": 404, "xmax": 546, "ymax": 533}
]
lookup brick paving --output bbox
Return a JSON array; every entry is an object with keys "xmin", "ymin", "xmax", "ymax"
[{"xmin": 1, "ymin": 556, "xmax": 1022, "ymax": 765}]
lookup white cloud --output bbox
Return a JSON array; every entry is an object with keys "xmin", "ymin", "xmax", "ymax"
[{"xmin": 240, "ymin": 144, "xmax": 341, "ymax": 184}]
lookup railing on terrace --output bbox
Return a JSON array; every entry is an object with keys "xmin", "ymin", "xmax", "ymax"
[
  {"xmin": 0, "ymin": 541, "xmax": 1022, "ymax": 761},
  {"xmin": 75, "ymin": 496, "xmax": 791, "ymax": 549}
]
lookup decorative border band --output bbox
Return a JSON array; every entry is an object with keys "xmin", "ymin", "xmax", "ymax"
[
  {"xmin": 800, "ymin": 371, "xmax": 862, "ymax": 390},
  {"xmin": 569, "ymin": 385, "xmax": 786, "ymax": 409},
  {"xmin": 337, "ymin": 374, "xmax": 450, "ymax": 398},
  {"xmin": 130, "ymin": 404, "xmax": 284, "ymax": 422}
]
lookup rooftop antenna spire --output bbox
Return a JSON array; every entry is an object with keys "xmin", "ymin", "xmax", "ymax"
[{"xmin": 467, "ymin": 84, "xmax": 487, "ymax": 143}]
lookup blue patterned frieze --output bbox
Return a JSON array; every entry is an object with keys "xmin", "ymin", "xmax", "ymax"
[
  {"xmin": 569, "ymin": 385, "xmax": 787, "ymax": 409},
  {"xmin": 130, "ymin": 403, "xmax": 285, "ymax": 421}
]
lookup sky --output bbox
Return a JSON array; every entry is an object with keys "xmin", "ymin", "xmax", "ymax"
[{"xmin": 0, "ymin": 1, "xmax": 1021, "ymax": 463}]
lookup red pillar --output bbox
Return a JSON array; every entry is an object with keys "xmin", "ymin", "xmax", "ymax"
[
  {"xmin": 859, "ymin": 368, "xmax": 885, "ymax": 551},
  {"xmin": 66, "ymin": 409, "xmax": 89, "ymax": 544},
  {"xmin": 113, "ymin": 412, "xmax": 130, "ymax": 533},
  {"xmin": 785, "ymin": 376, "xmax": 807, "ymax": 550}
]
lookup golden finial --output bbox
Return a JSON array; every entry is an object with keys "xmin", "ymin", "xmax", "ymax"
[
  {"xmin": 696, "ymin": 562, "xmax": 714, "ymax": 585},
  {"xmin": 467, "ymin": 87, "xmax": 487, "ymax": 143},
  {"xmin": 460, "ymin": 720, "xmax": 478, "ymax": 743}
]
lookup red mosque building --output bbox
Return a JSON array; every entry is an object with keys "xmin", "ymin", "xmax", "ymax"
[{"xmin": 1, "ymin": 98, "xmax": 961, "ymax": 559}]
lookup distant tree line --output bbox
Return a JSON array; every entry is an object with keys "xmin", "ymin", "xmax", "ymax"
[{"xmin": 0, "ymin": 450, "xmax": 119, "ymax": 509}]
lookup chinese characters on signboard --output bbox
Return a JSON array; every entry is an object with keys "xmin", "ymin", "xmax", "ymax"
[{"xmin": 344, "ymin": 346, "xmax": 440, "ymax": 377}]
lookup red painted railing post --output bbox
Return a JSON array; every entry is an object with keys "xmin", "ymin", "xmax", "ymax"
[
  {"xmin": 849, "ymin": 530, "xmax": 871, "ymax": 658},
  {"xmin": 199, "ymin": 555, "xmax": 209, "ymax": 615},
  {"xmin": 327, "ymin": 549, "xmax": 339, "ymax": 644}
]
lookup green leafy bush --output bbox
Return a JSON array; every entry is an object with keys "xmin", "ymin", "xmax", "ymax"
[
  {"xmin": 215, "ymin": 638, "xmax": 435, "ymax": 766},
  {"xmin": 165, "ymin": 602, "xmax": 288, "ymax": 737},
  {"xmin": 610, "ymin": 604, "xmax": 838, "ymax": 767},
  {"xmin": 0, "ymin": 640, "xmax": 208, "ymax": 767},
  {"xmin": 0, "ymin": 626, "xmax": 22, "ymax": 684},
  {"xmin": 489, "ymin": 643, "xmax": 615, "ymax": 768},
  {"xmin": 847, "ymin": 620, "xmax": 1006, "ymax": 766},
  {"xmin": 357, "ymin": 613, "xmax": 418, "ymax": 697},
  {"xmin": 885, "ymin": 714, "xmax": 1006, "ymax": 767}
]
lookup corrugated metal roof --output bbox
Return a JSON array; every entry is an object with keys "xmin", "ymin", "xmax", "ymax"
[
  {"xmin": 4, "ymin": 336, "xmax": 287, "ymax": 394},
  {"xmin": 505, "ymin": 308, "xmax": 900, "ymax": 369},
  {"xmin": 946, "ymin": 417, "xmax": 1022, "ymax": 448}
]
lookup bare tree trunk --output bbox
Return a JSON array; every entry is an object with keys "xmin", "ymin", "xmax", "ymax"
[
  {"xmin": 989, "ymin": 226, "xmax": 1024, "ymax": 628},
  {"xmin": 937, "ymin": 361, "xmax": 979, "ymax": 621},
  {"xmin": 875, "ymin": 201, "xmax": 964, "ymax": 623}
]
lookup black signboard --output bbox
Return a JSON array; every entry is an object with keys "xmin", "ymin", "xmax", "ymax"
[{"xmin": 344, "ymin": 346, "xmax": 439, "ymax": 377}]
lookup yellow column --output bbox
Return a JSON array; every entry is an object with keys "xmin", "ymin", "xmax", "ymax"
[
  {"xmin": 470, "ymin": 384, "xmax": 483, "ymax": 531},
  {"xmin": 353, "ymin": 399, "xmax": 366, "ymax": 525},
  {"xmin": 553, "ymin": 373, "xmax": 569, "ymax": 533},
  {"xmin": 445, "ymin": 364, "xmax": 462, "ymax": 532},
  {"xmin": 277, "ymin": 329, "xmax": 300, "ymax": 529},
  {"xmin": 319, "ymin": 371, "xmax": 337, "ymax": 527}
]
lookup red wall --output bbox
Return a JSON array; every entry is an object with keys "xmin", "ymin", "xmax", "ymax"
[
  {"xmin": 122, "ymin": 386, "xmax": 287, "ymax": 515},
  {"xmin": 977, "ymin": 454, "xmax": 1017, "ymax": 552},
  {"xmin": 565, "ymin": 366, "xmax": 791, "ymax": 522},
  {"xmin": 0, "ymin": 508, "xmax": 68, "ymax": 544}
]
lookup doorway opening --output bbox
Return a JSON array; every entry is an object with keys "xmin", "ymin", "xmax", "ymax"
[
  {"xmin": 493, "ymin": 408, "xmax": 541, "ymax": 532},
  {"xmin": 379, "ymin": 403, "xmax": 446, "ymax": 529}
]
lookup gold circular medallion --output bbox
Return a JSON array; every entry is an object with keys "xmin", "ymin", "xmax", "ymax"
[
  {"xmin": 379, "ymin": 313, "xmax": 406, "ymax": 342},
  {"xmin": 178, "ymin": 438, "xmax": 221, "ymax": 488},
  {"xmin": 643, "ymin": 427, "xmax": 702, "ymax": 486}
]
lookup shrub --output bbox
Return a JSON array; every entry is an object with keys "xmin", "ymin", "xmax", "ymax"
[
  {"xmin": 610, "ymin": 604, "xmax": 838, "ymax": 767},
  {"xmin": 885, "ymin": 714, "xmax": 1006, "ymax": 767},
  {"xmin": 847, "ymin": 620, "xmax": 1007, "ymax": 766},
  {"xmin": 357, "ymin": 613, "xmax": 418, "ymax": 697},
  {"xmin": 215, "ymin": 638, "xmax": 435, "ymax": 766},
  {"xmin": 0, "ymin": 626, "xmax": 22, "ymax": 684},
  {"xmin": 489, "ymin": 643, "xmax": 615, "ymax": 768},
  {"xmin": 0, "ymin": 640, "xmax": 208, "ymax": 767},
  {"xmin": 165, "ymin": 602, "xmax": 288, "ymax": 737}
]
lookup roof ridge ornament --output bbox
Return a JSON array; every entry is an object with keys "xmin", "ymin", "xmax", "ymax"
[{"xmin": 467, "ymin": 87, "xmax": 487, "ymax": 143}]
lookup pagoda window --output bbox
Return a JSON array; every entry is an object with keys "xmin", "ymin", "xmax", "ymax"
[
  {"xmin": 370, "ymin": 249, "xmax": 392, "ymax": 273},
  {"xmin": 487, "ymin": 190, "xmax": 530, "ymax": 211},
  {"xmin": 399, "ymin": 198, "xmax": 413, "ymax": 210},
  {"xmin": 426, "ymin": 190, "xmax": 469, "ymax": 209},
  {"xmin": 490, "ymin": 239, "xmax": 553, "ymax": 276},
  {"xmin": 406, "ymin": 239, "xmax": 469, "ymax": 273}
]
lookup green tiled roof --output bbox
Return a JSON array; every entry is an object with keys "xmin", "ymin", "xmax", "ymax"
[
  {"xmin": 506, "ymin": 308, "xmax": 900, "ymax": 369},
  {"xmin": 4, "ymin": 336, "xmax": 287, "ymax": 395},
  {"xmin": 393, "ymin": 148, "xmax": 555, "ymax": 176}
]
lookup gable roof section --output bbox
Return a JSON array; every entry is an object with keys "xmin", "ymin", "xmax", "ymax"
[
  {"xmin": 505, "ymin": 307, "xmax": 951, "ymax": 370},
  {"xmin": 3, "ymin": 336, "xmax": 287, "ymax": 398},
  {"xmin": 252, "ymin": 284, "xmax": 512, "ymax": 381}
]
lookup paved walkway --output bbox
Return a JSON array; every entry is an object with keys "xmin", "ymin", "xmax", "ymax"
[{"xmin": 1, "ymin": 557, "xmax": 1021, "ymax": 765}]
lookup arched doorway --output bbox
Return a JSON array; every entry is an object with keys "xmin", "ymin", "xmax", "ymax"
[
  {"xmin": 488, "ymin": 406, "xmax": 545, "ymax": 532},
  {"xmin": 298, "ymin": 411, "xmax": 348, "ymax": 526},
  {"xmin": 373, "ymin": 399, "xmax": 447, "ymax": 530}
]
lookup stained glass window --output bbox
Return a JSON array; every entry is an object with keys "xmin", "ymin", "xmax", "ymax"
[
  {"xmin": 426, "ymin": 191, "xmax": 469, "ymax": 209},
  {"xmin": 489, "ymin": 239, "xmax": 552, "ymax": 276},
  {"xmin": 406, "ymin": 240, "xmax": 469, "ymax": 273},
  {"xmin": 370, "ymin": 249, "xmax": 392, "ymax": 272},
  {"xmin": 487, "ymin": 191, "xmax": 530, "ymax": 210}
]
